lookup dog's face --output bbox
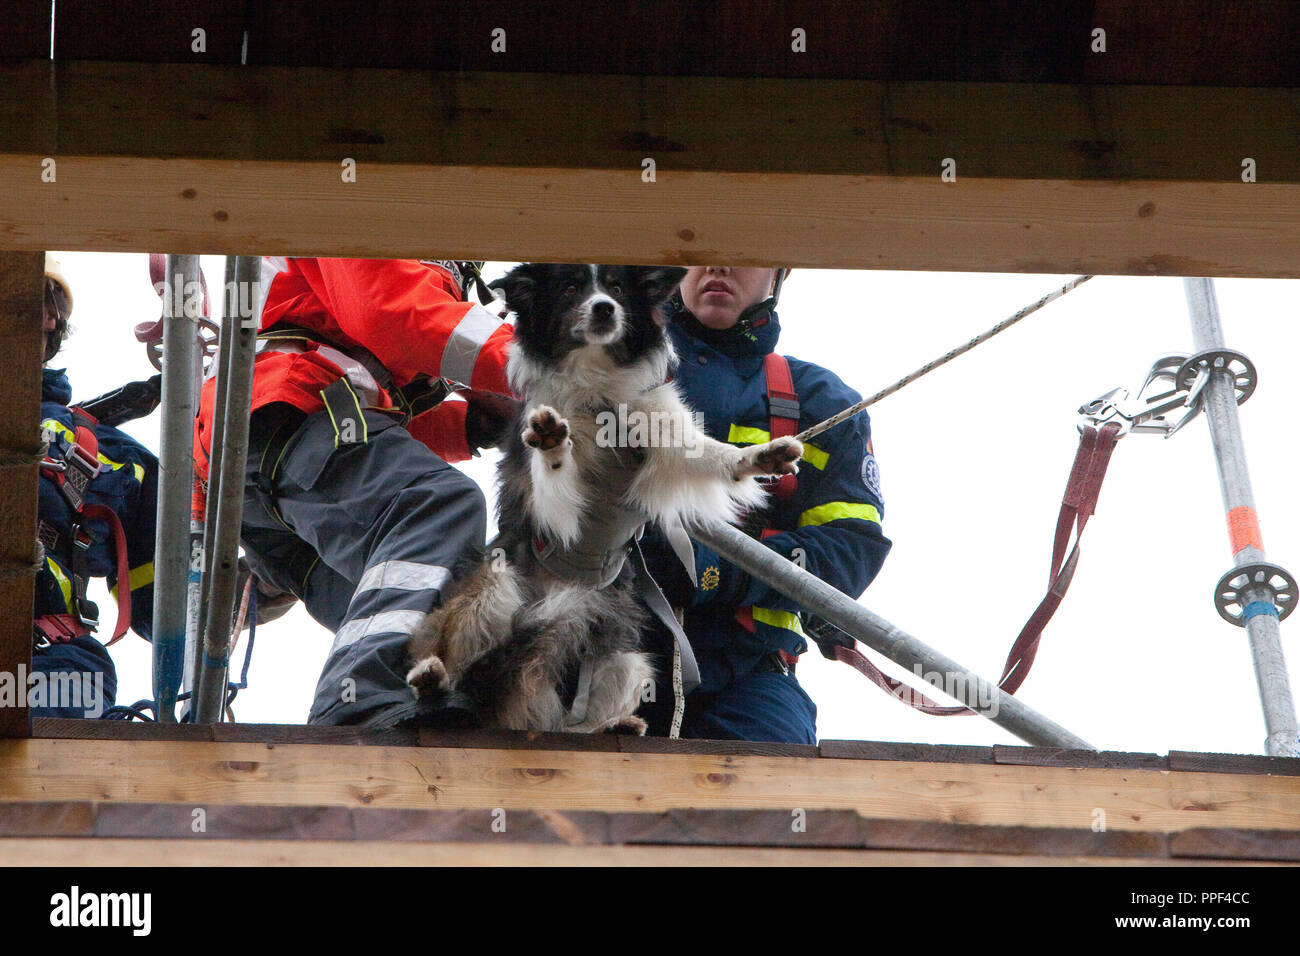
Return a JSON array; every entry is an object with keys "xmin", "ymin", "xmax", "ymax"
[{"xmin": 494, "ymin": 264, "xmax": 687, "ymax": 367}]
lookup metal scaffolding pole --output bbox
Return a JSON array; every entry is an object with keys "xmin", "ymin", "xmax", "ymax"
[
  {"xmin": 183, "ymin": 256, "xmax": 237, "ymax": 714},
  {"xmin": 691, "ymin": 518, "xmax": 1096, "ymax": 749},
  {"xmin": 193, "ymin": 255, "xmax": 260, "ymax": 723},
  {"xmin": 1184, "ymin": 278, "xmax": 1298, "ymax": 756},
  {"xmin": 150, "ymin": 255, "xmax": 201, "ymax": 722}
]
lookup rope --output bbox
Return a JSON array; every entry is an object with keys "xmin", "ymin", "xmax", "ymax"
[
  {"xmin": 794, "ymin": 275, "xmax": 1093, "ymax": 444},
  {"xmin": 0, "ymin": 447, "xmax": 46, "ymax": 468}
]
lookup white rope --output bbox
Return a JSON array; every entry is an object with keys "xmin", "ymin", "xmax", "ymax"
[{"xmin": 794, "ymin": 275, "xmax": 1094, "ymax": 444}]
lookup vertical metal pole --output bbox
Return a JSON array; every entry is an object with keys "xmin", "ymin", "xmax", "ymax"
[
  {"xmin": 183, "ymin": 256, "xmax": 236, "ymax": 714},
  {"xmin": 193, "ymin": 255, "xmax": 259, "ymax": 723},
  {"xmin": 151, "ymin": 255, "xmax": 200, "ymax": 722},
  {"xmin": 1184, "ymin": 277, "xmax": 1298, "ymax": 756}
]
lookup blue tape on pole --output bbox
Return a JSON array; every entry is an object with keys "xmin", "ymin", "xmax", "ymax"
[{"xmin": 1242, "ymin": 601, "xmax": 1279, "ymax": 622}]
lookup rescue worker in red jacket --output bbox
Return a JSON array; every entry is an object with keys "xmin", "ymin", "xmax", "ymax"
[{"xmin": 195, "ymin": 258, "xmax": 515, "ymax": 728}]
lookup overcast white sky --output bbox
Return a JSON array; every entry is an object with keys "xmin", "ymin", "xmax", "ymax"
[{"xmin": 52, "ymin": 252, "xmax": 1300, "ymax": 755}]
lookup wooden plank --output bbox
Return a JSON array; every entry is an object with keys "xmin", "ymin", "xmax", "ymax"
[
  {"xmin": 0, "ymin": 801, "xmax": 93, "ymax": 836},
  {"xmin": 1171, "ymin": 827, "xmax": 1300, "ymax": 862},
  {"xmin": 4, "ymin": 61, "xmax": 1299, "ymax": 182},
  {"xmin": 32, "ymin": 717, "xmax": 215, "ymax": 742},
  {"xmin": 211, "ymin": 0, "xmax": 1300, "ymax": 87},
  {"xmin": 5, "ymin": 738, "xmax": 1300, "ymax": 833},
  {"xmin": 615, "ymin": 736, "xmax": 818, "ymax": 758},
  {"xmin": 54, "ymin": 0, "xmax": 246, "ymax": 64},
  {"xmin": 0, "ymin": 1, "xmax": 51, "ymax": 59},
  {"xmin": 1, "ymin": 837, "xmax": 1241, "ymax": 866},
  {"xmin": 0, "ymin": 252, "xmax": 45, "ymax": 739},
  {"xmin": 820, "ymin": 739, "xmax": 996, "ymax": 764},
  {"xmin": 3, "ymin": 155, "xmax": 1299, "ymax": 278},
  {"xmin": 1168, "ymin": 751, "xmax": 1300, "ymax": 777},
  {"xmin": 992, "ymin": 745, "xmax": 1168, "ymax": 771},
  {"xmin": 94, "ymin": 802, "xmax": 356, "ymax": 840},
  {"xmin": 418, "ymin": 727, "xmax": 620, "ymax": 752}
]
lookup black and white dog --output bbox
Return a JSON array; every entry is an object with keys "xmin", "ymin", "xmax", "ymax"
[{"xmin": 406, "ymin": 263, "xmax": 802, "ymax": 732}]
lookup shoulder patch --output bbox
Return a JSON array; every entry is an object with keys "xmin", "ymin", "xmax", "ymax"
[{"xmin": 861, "ymin": 438, "xmax": 882, "ymax": 501}]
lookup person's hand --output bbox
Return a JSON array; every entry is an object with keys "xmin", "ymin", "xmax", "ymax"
[{"xmin": 465, "ymin": 391, "xmax": 523, "ymax": 451}]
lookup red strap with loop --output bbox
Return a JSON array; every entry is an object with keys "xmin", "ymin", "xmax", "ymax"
[
  {"xmin": 762, "ymin": 353, "xmax": 799, "ymax": 502},
  {"xmin": 79, "ymin": 504, "xmax": 133, "ymax": 645},
  {"xmin": 832, "ymin": 422, "xmax": 1123, "ymax": 715}
]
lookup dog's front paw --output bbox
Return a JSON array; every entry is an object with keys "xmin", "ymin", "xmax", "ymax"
[
  {"xmin": 737, "ymin": 436, "xmax": 802, "ymax": 479},
  {"xmin": 522, "ymin": 405, "xmax": 572, "ymax": 468},
  {"xmin": 406, "ymin": 654, "xmax": 450, "ymax": 696},
  {"xmin": 599, "ymin": 715, "xmax": 649, "ymax": 736}
]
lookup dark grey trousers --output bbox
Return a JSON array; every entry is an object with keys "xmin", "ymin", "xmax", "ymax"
[{"xmin": 242, "ymin": 404, "xmax": 486, "ymax": 727}]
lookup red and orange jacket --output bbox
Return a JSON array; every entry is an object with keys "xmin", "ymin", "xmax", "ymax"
[{"xmin": 194, "ymin": 257, "xmax": 514, "ymax": 478}]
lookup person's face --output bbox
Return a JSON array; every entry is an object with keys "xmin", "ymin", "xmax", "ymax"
[
  {"xmin": 43, "ymin": 279, "xmax": 63, "ymax": 334},
  {"xmin": 680, "ymin": 266, "xmax": 777, "ymax": 330},
  {"xmin": 43, "ymin": 279, "xmax": 68, "ymax": 362}
]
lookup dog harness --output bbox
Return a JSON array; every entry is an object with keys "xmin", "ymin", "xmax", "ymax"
[{"xmin": 528, "ymin": 440, "xmax": 701, "ymax": 700}]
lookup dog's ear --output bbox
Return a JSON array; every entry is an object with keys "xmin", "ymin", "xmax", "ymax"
[
  {"xmin": 636, "ymin": 266, "xmax": 688, "ymax": 306},
  {"xmin": 491, "ymin": 263, "xmax": 545, "ymax": 317}
]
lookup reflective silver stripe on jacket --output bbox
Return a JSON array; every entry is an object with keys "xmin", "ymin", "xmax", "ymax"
[
  {"xmin": 440, "ymin": 304, "xmax": 504, "ymax": 387},
  {"xmin": 352, "ymin": 561, "xmax": 451, "ymax": 600},
  {"xmin": 330, "ymin": 609, "xmax": 427, "ymax": 654}
]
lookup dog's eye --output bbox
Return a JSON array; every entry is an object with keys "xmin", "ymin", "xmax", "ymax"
[
  {"xmin": 563, "ymin": 285, "xmax": 577, "ymax": 296},
  {"xmin": 609, "ymin": 284, "xmax": 622, "ymax": 296}
]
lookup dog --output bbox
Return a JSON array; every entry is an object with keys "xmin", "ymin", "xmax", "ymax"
[{"xmin": 405, "ymin": 263, "xmax": 803, "ymax": 733}]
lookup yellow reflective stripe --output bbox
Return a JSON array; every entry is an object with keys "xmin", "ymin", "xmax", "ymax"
[
  {"xmin": 797, "ymin": 502, "xmax": 882, "ymax": 528},
  {"xmin": 751, "ymin": 607, "xmax": 806, "ymax": 636},
  {"xmin": 46, "ymin": 557, "xmax": 75, "ymax": 615},
  {"xmin": 110, "ymin": 563, "xmax": 154, "ymax": 601},
  {"xmin": 725, "ymin": 424, "xmax": 829, "ymax": 470},
  {"xmin": 41, "ymin": 418, "xmax": 141, "ymax": 480},
  {"xmin": 128, "ymin": 562, "xmax": 154, "ymax": 592}
]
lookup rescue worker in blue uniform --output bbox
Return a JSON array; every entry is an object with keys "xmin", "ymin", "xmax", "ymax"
[
  {"xmin": 33, "ymin": 256, "xmax": 158, "ymax": 719},
  {"xmin": 639, "ymin": 266, "xmax": 891, "ymax": 744}
]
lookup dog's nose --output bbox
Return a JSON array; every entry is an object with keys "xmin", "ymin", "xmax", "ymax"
[{"xmin": 590, "ymin": 300, "xmax": 615, "ymax": 325}]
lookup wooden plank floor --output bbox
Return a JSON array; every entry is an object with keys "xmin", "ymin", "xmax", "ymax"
[{"xmin": 6, "ymin": 722, "xmax": 1299, "ymax": 864}]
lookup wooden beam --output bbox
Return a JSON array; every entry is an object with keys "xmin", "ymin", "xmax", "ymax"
[
  {"xmin": 5, "ymin": 61, "xmax": 1298, "ymax": 181},
  {"xmin": 0, "ymin": 838, "xmax": 1238, "ymax": 867},
  {"xmin": 3, "ymin": 154, "xmax": 1295, "ymax": 277},
  {"xmin": 52, "ymin": 0, "xmax": 1300, "ymax": 88},
  {"xmin": 3, "ymin": 62, "xmax": 1296, "ymax": 276},
  {"xmin": 4, "ymin": 738, "xmax": 1300, "ymax": 833},
  {"xmin": 0, "ymin": 253, "xmax": 45, "ymax": 739}
]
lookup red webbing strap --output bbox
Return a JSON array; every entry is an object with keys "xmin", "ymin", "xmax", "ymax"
[
  {"xmin": 833, "ymin": 422, "xmax": 1123, "ymax": 715},
  {"xmin": 762, "ymin": 352, "xmax": 799, "ymax": 502},
  {"xmin": 80, "ymin": 504, "xmax": 132, "ymax": 645}
]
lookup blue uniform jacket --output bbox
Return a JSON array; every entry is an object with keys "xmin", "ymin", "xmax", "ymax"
[
  {"xmin": 36, "ymin": 368, "xmax": 158, "ymax": 643},
  {"xmin": 645, "ymin": 302, "xmax": 892, "ymax": 693}
]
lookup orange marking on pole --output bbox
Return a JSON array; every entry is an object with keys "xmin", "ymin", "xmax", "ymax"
[{"xmin": 1227, "ymin": 506, "xmax": 1264, "ymax": 555}]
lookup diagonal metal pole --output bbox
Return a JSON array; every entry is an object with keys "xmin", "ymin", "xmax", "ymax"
[
  {"xmin": 151, "ymin": 255, "xmax": 201, "ymax": 722},
  {"xmin": 193, "ymin": 255, "xmax": 260, "ymax": 723},
  {"xmin": 692, "ymin": 518, "xmax": 1095, "ymax": 749},
  {"xmin": 1184, "ymin": 277, "xmax": 1297, "ymax": 756}
]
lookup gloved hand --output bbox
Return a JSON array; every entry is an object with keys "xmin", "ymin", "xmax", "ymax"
[{"xmin": 465, "ymin": 390, "xmax": 523, "ymax": 452}]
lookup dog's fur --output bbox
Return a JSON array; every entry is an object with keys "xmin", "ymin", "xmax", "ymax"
[{"xmin": 406, "ymin": 264, "xmax": 802, "ymax": 732}]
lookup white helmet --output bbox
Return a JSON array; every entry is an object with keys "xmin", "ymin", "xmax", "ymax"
[{"xmin": 45, "ymin": 253, "xmax": 73, "ymax": 316}]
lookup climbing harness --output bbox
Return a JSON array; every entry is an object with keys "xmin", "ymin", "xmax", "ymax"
[{"xmin": 35, "ymin": 407, "xmax": 133, "ymax": 648}]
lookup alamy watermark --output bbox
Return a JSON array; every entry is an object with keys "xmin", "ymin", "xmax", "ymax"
[
  {"xmin": 898, "ymin": 663, "xmax": 999, "ymax": 716},
  {"xmin": 0, "ymin": 666, "xmax": 106, "ymax": 719},
  {"xmin": 594, "ymin": 403, "xmax": 704, "ymax": 458}
]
